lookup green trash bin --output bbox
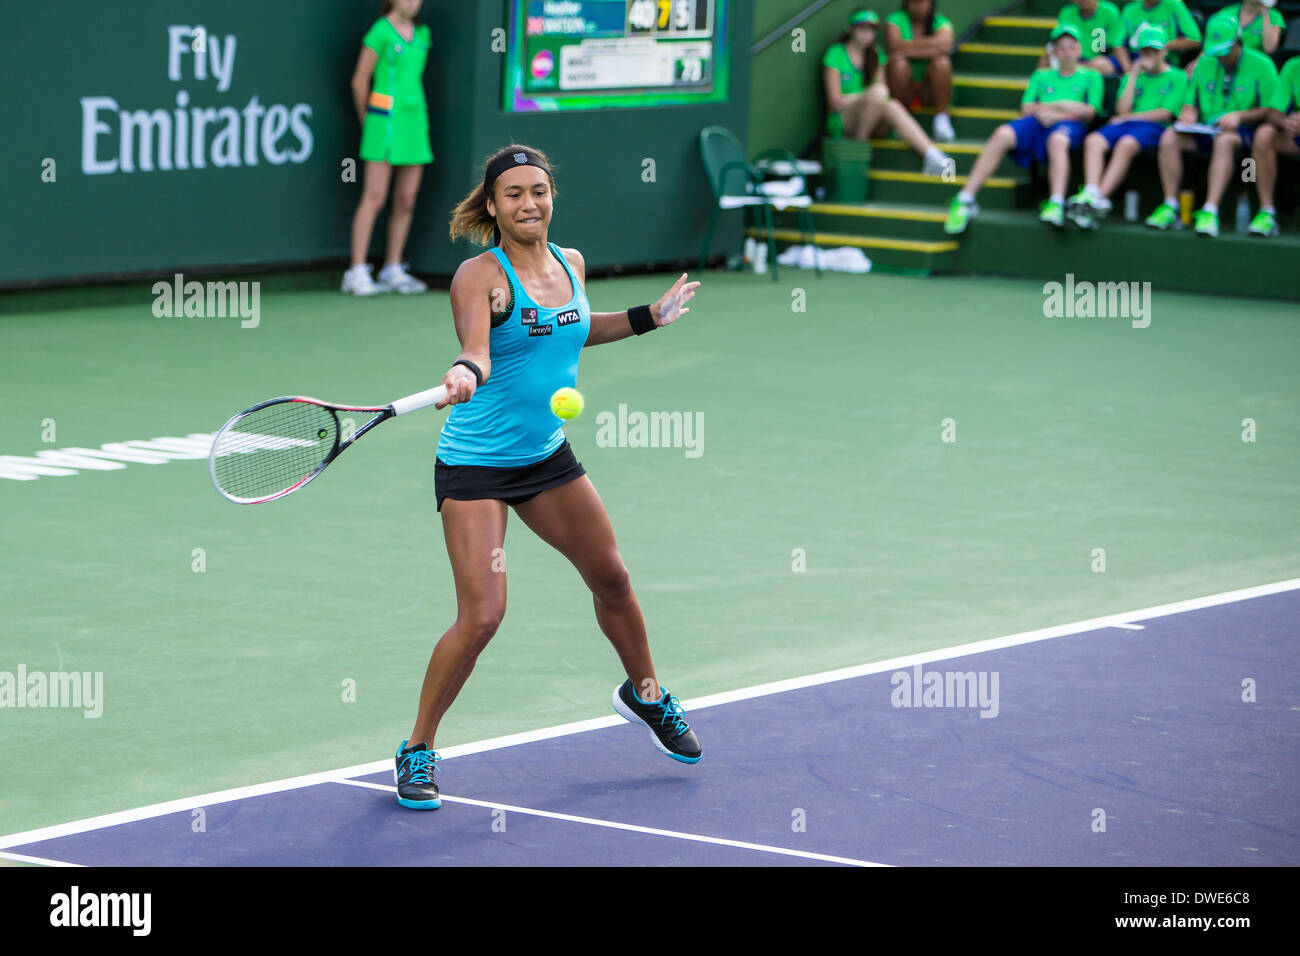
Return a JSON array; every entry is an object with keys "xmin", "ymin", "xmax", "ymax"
[{"xmin": 821, "ymin": 137, "xmax": 872, "ymax": 203}]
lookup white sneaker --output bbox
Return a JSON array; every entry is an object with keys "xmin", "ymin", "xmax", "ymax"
[
  {"xmin": 922, "ymin": 150, "xmax": 953, "ymax": 177},
  {"xmin": 342, "ymin": 264, "xmax": 381, "ymax": 296},
  {"xmin": 932, "ymin": 113, "xmax": 956, "ymax": 143},
  {"xmin": 376, "ymin": 262, "xmax": 427, "ymax": 294}
]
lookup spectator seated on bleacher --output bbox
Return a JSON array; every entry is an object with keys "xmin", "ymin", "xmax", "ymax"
[
  {"xmin": 1207, "ymin": 0, "xmax": 1285, "ymax": 54},
  {"xmin": 944, "ymin": 25, "xmax": 1102, "ymax": 233},
  {"xmin": 823, "ymin": 8, "xmax": 955, "ymax": 176},
  {"xmin": 1146, "ymin": 14, "xmax": 1280, "ymax": 235},
  {"xmin": 1045, "ymin": 0, "xmax": 1132, "ymax": 75},
  {"xmin": 1247, "ymin": 52, "xmax": 1300, "ymax": 235},
  {"xmin": 1068, "ymin": 26, "xmax": 1187, "ymax": 226},
  {"xmin": 1122, "ymin": 0, "xmax": 1204, "ymax": 68},
  {"xmin": 883, "ymin": 0, "xmax": 956, "ymax": 142}
]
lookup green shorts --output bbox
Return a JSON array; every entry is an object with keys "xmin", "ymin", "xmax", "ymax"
[{"xmin": 360, "ymin": 107, "xmax": 433, "ymax": 166}]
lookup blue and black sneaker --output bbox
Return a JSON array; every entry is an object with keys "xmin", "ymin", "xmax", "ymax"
[
  {"xmin": 394, "ymin": 740, "xmax": 441, "ymax": 810},
  {"xmin": 612, "ymin": 680, "xmax": 702, "ymax": 763}
]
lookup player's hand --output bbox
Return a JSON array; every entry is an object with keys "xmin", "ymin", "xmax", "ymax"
[
  {"xmin": 1216, "ymin": 112, "xmax": 1241, "ymax": 132},
  {"xmin": 437, "ymin": 365, "xmax": 478, "ymax": 408},
  {"xmin": 652, "ymin": 273, "xmax": 700, "ymax": 328},
  {"xmin": 1285, "ymin": 112, "xmax": 1300, "ymax": 135}
]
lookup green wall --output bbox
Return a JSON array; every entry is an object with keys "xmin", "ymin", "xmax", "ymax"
[
  {"xmin": 2, "ymin": 1, "xmax": 754, "ymax": 287},
  {"xmin": 749, "ymin": 0, "xmax": 1006, "ymax": 158}
]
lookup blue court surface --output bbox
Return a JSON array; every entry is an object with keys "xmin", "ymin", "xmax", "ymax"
[{"xmin": 3, "ymin": 581, "xmax": 1296, "ymax": 867}]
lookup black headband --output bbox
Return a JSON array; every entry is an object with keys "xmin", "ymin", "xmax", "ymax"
[{"xmin": 484, "ymin": 149, "xmax": 551, "ymax": 194}]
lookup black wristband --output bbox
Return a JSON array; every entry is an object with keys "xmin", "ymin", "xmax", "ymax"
[
  {"xmin": 628, "ymin": 304, "xmax": 656, "ymax": 335},
  {"xmin": 453, "ymin": 359, "xmax": 483, "ymax": 386}
]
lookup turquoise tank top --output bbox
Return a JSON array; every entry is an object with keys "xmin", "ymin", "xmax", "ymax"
[{"xmin": 436, "ymin": 242, "xmax": 591, "ymax": 466}]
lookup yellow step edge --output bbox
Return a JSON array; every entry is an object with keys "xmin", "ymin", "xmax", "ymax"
[
  {"xmin": 958, "ymin": 42, "xmax": 1045, "ymax": 56},
  {"xmin": 954, "ymin": 75, "xmax": 1029, "ymax": 90},
  {"xmin": 868, "ymin": 168, "xmax": 1017, "ymax": 188},
  {"xmin": 805, "ymin": 202, "xmax": 947, "ymax": 222},
  {"xmin": 983, "ymin": 16, "xmax": 1058, "ymax": 28},
  {"xmin": 747, "ymin": 228, "xmax": 959, "ymax": 254},
  {"xmin": 914, "ymin": 105, "xmax": 1019, "ymax": 119},
  {"xmin": 871, "ymin": 138, "xmax": 984, "ymax": 154}
]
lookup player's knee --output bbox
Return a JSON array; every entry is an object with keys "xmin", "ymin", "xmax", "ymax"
[
  {"xmin": 458, "ymin": 602, "xmax": 505, "ymax": 645},
  {"xmin": 392, "ymin": 190, "xmax": 418, "ymax": 216},
  {"xmin": 867, "ymin": 84, "xmax": 890, "ymax": 105},
  {"xmin": 589, "ymin": 561, "xmax": 632, "ymax": 605},
  {"xmin": 1254, "ymin": 125, "xmax": 1276, "ymax": 149},
  {"xmin": 928, "ymin": 54, "xmax": 952, "ymax": 73}
]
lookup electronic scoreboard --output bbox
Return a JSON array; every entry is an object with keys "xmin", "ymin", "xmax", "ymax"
[{"xmin": 503, "ymin": 0, "xmax": 730, "ymax": 112}]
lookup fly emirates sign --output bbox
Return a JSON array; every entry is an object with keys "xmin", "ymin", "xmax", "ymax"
[{"xmin": 80, "ymin": 25, "xmax": 314, "ymax": 175}]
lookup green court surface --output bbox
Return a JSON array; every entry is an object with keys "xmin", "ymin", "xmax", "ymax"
[{"xmin": 2, "ymin": 269, "xmax": 1297, "ymax": 838}]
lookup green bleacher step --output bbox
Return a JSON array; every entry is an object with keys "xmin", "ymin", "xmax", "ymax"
[
  {"xmin": 745, "ymin": 226, "xmax": 958, "ymax": 275},
  {"xmin": 869, "ymin": 137, "xmax": 1021, "ymax": 178},
  {"xmin": 774, "ymin": 202, "xmax": 949, "ymax": 241},
  {"xmin": 913, "ymin": 105, "xmax": 1019, "ymax": 140},
  {"xmin": 953, "ymin": 73, "xmax": 1029, "ymax": 110},
  {"xmin": 955, "ymin": 41, "xmax": 1044, "ymax": 75},
  {"xmin": 978, "ymin": 15, "xmax": 1055, "ymax": 46},
  {"xmin": 867, "ymin": 168, "xmax": 1020, "ymax": 208}
]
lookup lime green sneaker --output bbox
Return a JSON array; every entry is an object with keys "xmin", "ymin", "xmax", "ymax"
[
  {"xmin": 1039, "ymin": 199, "xmax": 1065, "ymax": 228},
  {"xmin": 1066, "ymin": 190, "xmax": 1097, "ymax": 229},
  {"xmin": 1144, "ymin": 202, "xmax": 1180, "ymax": 231},
  {"xmin": 944, "ymin": 197, "xmax": 978, "ymax": 235},
  {"xmin": 1194, "ymin": 208, "xmax": 1219, "ymax": 238},
  {"xmin": 1248, "ymin": 209, "xmax": 1278, "ymax": 237}
]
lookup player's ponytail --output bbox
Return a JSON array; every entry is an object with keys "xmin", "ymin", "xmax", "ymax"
[{"xmin": 449, "ymin": 145, "xmax": 559, "ymax": 247}]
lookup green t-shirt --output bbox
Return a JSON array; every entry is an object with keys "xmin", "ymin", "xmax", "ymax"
[
  {"xmin": 1058, "ymin": 2, "xmax": 1126, "ymax": 57},
  {"xmin": 1121, "ymin": 0, "xmax": 1202, "ymax": 51},
  {"xmin": 1117, "ymin": 64, "xmax": 1188, "ymax": 117},
  {"xmin": 822, "ymin": 41, "xmax": 869, "ymax": 96},
  {"xmin": 362, "ymin": 18, "xmax": 431, "ymax": 113},
  {"xmin": 885, "ymin": 10, "xmax": 953, "ymax": 45},
  {"xmin": 1208, "ymin": 5, "xmax": 1286, "ymax": 53},
  {"xmin": 1184, "ymin": 46, "xmax": 1279, "ymax": 122},
  {"xmin": 1266, "ymin": 54, "xmax": 1300, "ymax": 113},
  {"xmin": 1023, "ymin": 66, "xmax": 1105, "ymax": 110}
]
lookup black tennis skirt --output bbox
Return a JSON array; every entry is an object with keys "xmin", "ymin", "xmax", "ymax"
[{"xmin": 435, "ymin": 440, "xmax": 586, "ymax": 511}]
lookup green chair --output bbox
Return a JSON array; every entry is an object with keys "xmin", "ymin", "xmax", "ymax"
[{"xmin": 698, "ymin": 125, "xmax": 819, "ymax": 281}]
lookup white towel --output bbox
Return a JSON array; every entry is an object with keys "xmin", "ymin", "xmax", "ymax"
[{"xmin": 775, "ymin": 244, "xmax": 872, "ymax": 274}]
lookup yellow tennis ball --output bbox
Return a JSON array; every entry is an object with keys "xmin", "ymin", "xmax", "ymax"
[{"xmin": 550, "ymin": 387, "xmax": 584, "ymax": 420}]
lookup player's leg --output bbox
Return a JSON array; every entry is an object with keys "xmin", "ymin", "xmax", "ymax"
[
  {"xmin": 844, "ymin": 85, "xmax": 889, "ymax": 139},
  {"xmin": 1041, "ymin": 127, "xmax": 1074, "ymax": 226},
  {"xmin": 513, "ymin": 476, "xmax": 701, "ymax": 761},
  {"xmin": 1147, "ymin": 128, "xmax": 1192, "ymax": 229},
  {"xmin": 376, "ymin": 164, "xmax": 428, "ymax": 293},
  {"xmin": 406, "ymin": 498, "xmax": 509, "ymax": 749},
  {"xmin": 1099, "ymin": 135, "xmax": 1143, "ymax": 198},
  {"xmin": 921, "ymin": 54, "xmax": 955, "ymax": 141},
  {"xmin": 945, "ymin": 122, "xmax": 1018, "ymax": 233},
  {"xmin": 1068, "ymin": 129, "xmax": 1119, "ymax": 228},
  {"xmin": 874, "ymin": 92, "xmax": 952, "ymax": 174},
  {"xmin": 1249, "ymin": 125, "xmax": 1296, "ymax": 237},
  {"xmin": 1196, "ymin": 131, "xmax": 1241, "ymax": 237},
  {"xmin": 345, "ymin": 161, "xmax": 391, "ymax": 294},
  {"xmin": 885, "ymin": 52, "xmax": 915, "ymax": 106}
]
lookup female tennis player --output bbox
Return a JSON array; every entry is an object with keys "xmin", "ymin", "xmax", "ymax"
[
  {"xmin": 394, "ymin": 144, "xmax": 703, "ymax": 810},
  {"xmin": 343, "ymin": 0, "xmax": 432, "ymax": 296}
]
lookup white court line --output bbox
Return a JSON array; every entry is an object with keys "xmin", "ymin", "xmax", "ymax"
[
  {"xmin": 0, "ymin": 850, "xmax": 82, "ymax": 867},
  {"xmin": 1113, "ymin": 623, "xmax": 1146, "ymax": 631},
  {"xmin": 1, "ymin": 575, "xmax": 1296, "ymax": 852},
  {"xmin": 335, "ymin": 778, "xmax": 886, "ymax": 867}
]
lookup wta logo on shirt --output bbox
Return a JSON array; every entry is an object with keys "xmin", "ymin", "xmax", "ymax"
[{"xmin": 556, "ymin": 309, "xmax": 580, "ymax": 326}]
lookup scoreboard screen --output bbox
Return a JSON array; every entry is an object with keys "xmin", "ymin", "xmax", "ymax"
[{"xmin": 503, "ymin": 0, "xmax": 729, "ymax": 112}]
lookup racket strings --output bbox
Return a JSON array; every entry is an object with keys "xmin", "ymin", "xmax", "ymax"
[{"xmin": 211, "ymin": 401, "xmax": 338, "ymax": 501}]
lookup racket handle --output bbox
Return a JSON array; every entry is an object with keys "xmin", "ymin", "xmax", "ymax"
[{"xmin": 390, "ymin": 385, "xmax": 449, "ymax": 417}]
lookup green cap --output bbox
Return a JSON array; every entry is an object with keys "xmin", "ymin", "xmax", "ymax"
[
  {"xmin": 1204, "ymin": 15, "xmax": 1240, "ymax": 57},
  {"xmin": 850, "ymin": 9, "xmax": 879, "ymax": 25},
  {"xmin": 1133, "ymin": 25, "xmax": 1167, "ymax": 50},
  {"xmin": 1049, "ymin": 23, "xmax": 1082, "ymax": 44}
]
